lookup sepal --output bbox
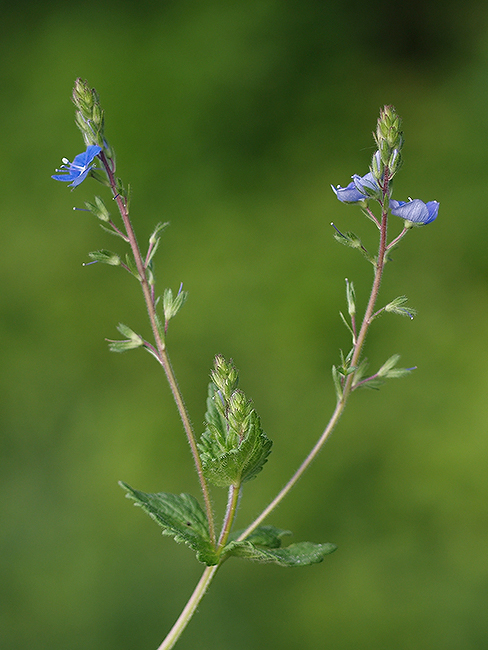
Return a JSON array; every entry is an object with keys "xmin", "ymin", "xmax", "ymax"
[
  {"xmin": 163, "ymin": 285, "xmax": 188, "ymax": 324},
  {"xmin": 331, "ymin": 225, "xmax": 375, "ymax": 265},
  {"xmin": 384, "ymin": 296, "xmax": 417, "ymax": 319},
  {"xmin": 84, "ymin": 196, "xmax": 111, "ymax": 222},
  {"xmin": 119, "ymin": 483, "xmax": 219, "ymax": 565},
  {"xmin": 345, "ymin": 278, "xmax": 356, "ymax": 317},
  {"xmin": 223, "ymin": 525, "xmax": 337, "ymax": 567},
  {"xmin": 377, "ymin": 354, "xmax": 414, "ymax": 379},
  {"xmin": 125, "ymin": 253, "xmax": 141, "ymax": 280},
  {"xmin": 87, "ymin": 249, "xmax": 121, "ymax": 266},
  {"xmin": 107, "ymin": 323, "xmax": 144, "ymax": 352},
  {"xmin": 146, "ymin": 222, "xmax": 169, "ymax": 267}
]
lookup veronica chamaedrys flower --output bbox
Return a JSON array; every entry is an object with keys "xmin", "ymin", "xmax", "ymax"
[
  {"xmin": 52, "ymin": 145, "xmax": 102, "ymax": 188},
  {"xmin": 331, "ymin": 172, "xmax": 380, "ymax": 203},
  {"xmin": 390, "ymin": 198, "xmax": 439, "ymax": 225}
]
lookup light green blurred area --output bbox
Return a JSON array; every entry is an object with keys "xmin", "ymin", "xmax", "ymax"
[{"xmin": 2, "ymin": 1, "xmax": 488, "ymax": 649}]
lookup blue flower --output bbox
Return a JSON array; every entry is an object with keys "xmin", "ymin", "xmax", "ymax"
[
  {"xmin": 52, "ymin": 145, "xmax": 102, "ymax": 188},
  {"xmin": 390, "ymin": 199, "xmax": 439, "ymax": 225},
  {"xmin": 332, "ymin": 172, "xmax": 380, "ymax": 203}
]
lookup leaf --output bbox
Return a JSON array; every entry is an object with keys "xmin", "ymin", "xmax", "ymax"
[
  {"xmin": 199, "ymin": 381, "xmax": 272, "ymax": 488},
  {"xmin": 119, "ymin": 482, "xmax": 219, "ymax": 565},
  {"xmin": 223, "ymin": 525, "xmax": 337, "ymax": 567},
  {"xmin": 198, "ymin": 357, "xmax": 272, "ymax": 488}
]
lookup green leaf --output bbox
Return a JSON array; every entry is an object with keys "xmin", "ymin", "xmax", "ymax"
[
  {"xmin": 198, "ymin": 366, "xmax": 272, "ymax": 488},
  {"xmin": 119, "ymin": 482, "xmax": 219, "ymax": 565},
  {"xmin": 332, "ymin": 364, "xmax": 343, "ymax": 401},
  {"xmin": 230, "ymin": 524, "xmax": 292, "ymax": 547},
  {"xmin": 223, "ymin": 525, "xmax": 337, "ymax": 567}
]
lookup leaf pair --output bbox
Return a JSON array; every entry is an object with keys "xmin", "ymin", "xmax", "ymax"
[{"xmin": 120, "ymin": 484, "xmax": 337, "ymax": 567}]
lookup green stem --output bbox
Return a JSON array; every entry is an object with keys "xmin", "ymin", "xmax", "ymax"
[
  {"xmin": 99, "ymin": 151, "xmax": 215, "ymax": 544},
  {"xmin": 238, "ymin": 177, "xmax": 391, "ymax": 542},
  {"xmin": 156, "ymin": 564, "xmax": 220, "ymax": 650},
  {"xmin": 217, "ymin": 484, "xmax": 241, "ymax": 549}
]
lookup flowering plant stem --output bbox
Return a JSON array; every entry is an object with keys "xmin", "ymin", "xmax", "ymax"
[
  {"xmin": 98, "ymin": 150, "xmax": 217, "ymax": 545},
  {"xmin": 154, "ymin": 171, "xmax": 392, "ymax": 650},
  {"xmin": 53, "ymin": 86, "xmax": 438, "ymax": 649},
  {"xmin": 237, "ymin": 170, "xmax": 391, "ymax": 541}
]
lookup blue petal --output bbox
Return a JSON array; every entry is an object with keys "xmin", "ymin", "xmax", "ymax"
[
  {"xmin": 72, "ymin": 145, "xmax": 102, "ymax": 169},
  {"xmin": 52, "ymin": 145, "xmax": 102, "ymax": 188},
  {"xmin": 390, "ymin": 199, "xmax": 439, "ymax": 225},
  {"xmin": 353, "ymin": 172, "xmax": 378, "ymax": 195},
  {"xmin": 332, "ymin": 172, "xmax": 380, "ymax": 203}
]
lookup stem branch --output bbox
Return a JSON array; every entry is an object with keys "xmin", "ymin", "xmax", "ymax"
[
  {"xmin": 99, "ymin": 151, "xmax": 215, "ymax": 543},
  {"xmin": 239, "ymin": 173, "xmax": 391, "ymax": 541}
]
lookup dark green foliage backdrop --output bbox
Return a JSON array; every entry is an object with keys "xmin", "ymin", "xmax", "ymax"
[{"xmin": 2, "ymin": 1, "xmax": 488, "ymax": 649}]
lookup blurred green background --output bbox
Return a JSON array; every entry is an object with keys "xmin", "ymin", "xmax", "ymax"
[{"xmin": 2, "ymin": 1, "xmax": 488, "ymax": 648}]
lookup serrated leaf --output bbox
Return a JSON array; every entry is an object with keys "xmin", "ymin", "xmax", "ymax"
[
  {"xmin": 119, "ymin": 482, "xmax": 218, "ymax": 565},
  {"xmin": 230, "ymin": 525, "xmax": 292, "ymax": 548},
  {"xmin": 223, "ymin": 526, "xmax": 337, "ymax": 567},
  {"xmin": 199, "ymin": 381, "xmax": 272, "ymax": 488}
]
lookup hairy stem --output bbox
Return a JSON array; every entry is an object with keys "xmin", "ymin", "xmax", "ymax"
[
  {"xmin": 156, "ymin": 564, "xmax": 220, "ymax": 650},
  {"xmin": 238, "ymin": 174, "xmax": 391, "ymax": 541},
  {"xmin": 99, "ymin": 151, "xmax": 215, "ymax": 543}
]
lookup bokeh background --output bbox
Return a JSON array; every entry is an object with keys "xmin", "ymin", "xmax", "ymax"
[{"xmin": 2, "ymin": 1, "xmax": 488, "ymax": 649}]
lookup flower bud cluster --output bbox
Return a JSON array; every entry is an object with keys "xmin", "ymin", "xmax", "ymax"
[
  {"xmin": 372, "ymin": 105, "xmax": 403, "ymax": 183},
  {"xmin": 72, "ymin": 78, "xmax": 106, "ymax": 149},
  {"xmin": 331, "ymin": 106, "xmax": 438, "ymax": 227}
]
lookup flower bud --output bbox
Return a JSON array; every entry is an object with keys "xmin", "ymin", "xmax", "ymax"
[{"xmin": 374, "ymin": 105, "xmax": 403, "ymax": 168}]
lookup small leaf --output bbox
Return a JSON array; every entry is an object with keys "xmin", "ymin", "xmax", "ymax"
[
  {"xmin": 230, "ymin": 525, "xmax": 292, "ymax": 548},
  {"xmin": 119, "ymin": 482, "xmax": 219, "ymax": 565},
  {"xmin": 332, "ymin": 226, "xmax": 375, "ymax": 265},
  {"xmin": 223, "ymin": 525, "xmax": 337, "ymax": 567}
]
